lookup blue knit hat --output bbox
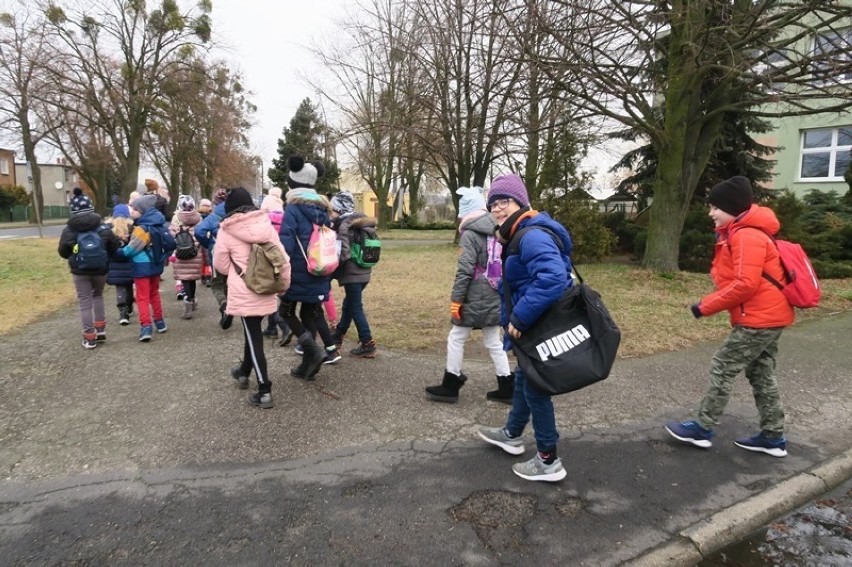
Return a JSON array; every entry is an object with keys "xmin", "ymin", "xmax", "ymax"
[
  {"xmin": 456, "ymin": 186, "xmax": 486, "ymax": 218},
  {"xmin": 112, "ymin": 204, "xmax": 131, "ymax": 218}
]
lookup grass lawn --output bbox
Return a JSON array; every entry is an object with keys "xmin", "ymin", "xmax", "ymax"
[{"xmin": 2, "ymin": 236, "xmax": 850, "ymax": 357}]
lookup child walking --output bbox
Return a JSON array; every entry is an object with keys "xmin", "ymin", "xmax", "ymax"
[
  {"xmin": 665, "ymin": 176, "xmax": 794, "ymax": 457},
  {"xmin": 426, "ymin": 186, "xmax": 512, "ymax": 402},
  {"xmin": 329, "ymin": 191, "xmax": 378, "ymax": 358},
  {"xmin": 169, "ymin": 195, "xmax": 205, "ymax": 319},
  {"xmin": 105, "ymin": 204, "xmax": 135, "ymax": 325},
  {"xmin": 214, "ymin": 187, "xmax": 290, "ymax": 409},
  {"xmin": 120, "ymin": 194, "xmax": 176, "ymax": 342},
  {"xmin": 58, "ymin": 188, "xmax": 122, "ymax": 348}
]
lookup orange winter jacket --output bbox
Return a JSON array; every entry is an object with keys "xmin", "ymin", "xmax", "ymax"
[{"xmin": 697, "ymin": 204, "xmax": 795, "ymax": 329}]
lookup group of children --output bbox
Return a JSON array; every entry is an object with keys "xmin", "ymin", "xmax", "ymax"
[
  {"xmin": 60, "ymin": 156, "xmax": 379, "ymax": 411},
  {"xmin": 61, "ymin": 171, "xmax": 795, "ymax": 482}
]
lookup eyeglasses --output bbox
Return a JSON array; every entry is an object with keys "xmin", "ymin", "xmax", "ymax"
[{"xmin": 488, "ymin": 198, "xmax": 512, "ymax": 212}]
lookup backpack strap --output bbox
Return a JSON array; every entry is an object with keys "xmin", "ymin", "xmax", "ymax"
[{"xmin": 727, "ymin": 226, "xmax": 787, "ymax": 290}]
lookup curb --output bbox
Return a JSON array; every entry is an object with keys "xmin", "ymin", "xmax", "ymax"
[{"xmin": 627, "ymin": 448, "xmax": 852, "ymax": 567}]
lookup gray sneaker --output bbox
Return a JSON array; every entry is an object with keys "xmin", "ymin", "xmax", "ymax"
[
  {"xmin": 512, "ymin": 455, "xmax": 567, "ymax": 482},
  {"xmin": 477, "ymin": 427, "xmax": 525, "ymax": 455}
]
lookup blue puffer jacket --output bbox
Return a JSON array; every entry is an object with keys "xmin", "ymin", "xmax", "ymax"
[
  {"xmin": 106, "ymin": 245, "xmax": 134, "ymax": 285},
  {"xmin": 500, "ymin": 212, "xmax": 573, "ymax": 343},
  {"xmin": 279, "ymin": 189, "xmax": 333, "ymax": 302},
  {"xmin": 194, "ymin": 202, "xmax": 225, "ymax": 250},
  {"xmin": 120, "ymin": 208, "xmax": 176, "ymax": 278}
]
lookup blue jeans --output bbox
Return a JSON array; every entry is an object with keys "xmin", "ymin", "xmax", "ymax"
[
  {"xmin": 505, "ymin": 367, "xmax": 559, "ymax": 453},
  {"xmin": 337, "ymin": 282, "xmax": 372, "ymax": 342}
]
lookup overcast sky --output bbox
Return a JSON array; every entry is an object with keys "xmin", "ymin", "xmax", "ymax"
[{"xmin": 210, "ymin": 0, "xmax": 351, "ymax": 167}]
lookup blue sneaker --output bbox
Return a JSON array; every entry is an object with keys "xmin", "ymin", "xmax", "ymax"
[
  {"xmin": 734, "ymin": 432, "xmax": 787, "ymax": 458},
  {"xmin": 139, "ymin": 325, "xmax": 153, "ymax": 342},
  {"xmin": 665, "ymin": 420, "xmax": 714, "ymax": 448},
  {"xmin": 154, "ymin": 319, "xmax": 168, "ymax": 333}
]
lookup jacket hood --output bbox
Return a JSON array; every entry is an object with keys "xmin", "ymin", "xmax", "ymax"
[
  {"xmin": 519, "ymin": 212, "xmax": 573, "ymax": 255},
  {"xmin": 460, "ymin": 210, "xmax": 496, "ymax": 236},
  {"xmin": 67, "ymin": 211, "xmax": 103, "ymax": 232},
  {"xmin": 220, "ymin": 209, "xmax": 276, "ymax": 244},
  {"xmin": 721, "ymin": 204, "xmax": 780, "ymax": 238},
  {"xmin": 175, "ymin": 209, "xmax": 201, "ymax": 227},
  {"xmin": 351, "ymin": 215, "xmax": 377, "ymax": 230},
  {"xmin": 286, "ymin": 188, "xmax": 333, "ymax": 214},
  {"xmin": 137, "ymin": 207, "xmax": 166, "ymax": 226}
]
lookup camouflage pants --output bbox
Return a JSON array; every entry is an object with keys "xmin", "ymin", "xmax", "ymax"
[{"xmin": 697, "ymin": 325, "xmax": 785, "ymax": 437}]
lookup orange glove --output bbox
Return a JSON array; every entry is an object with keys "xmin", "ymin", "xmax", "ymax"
[{"xmin": 450, "ymin": 301, "xmax": 463, "ymax": 321}]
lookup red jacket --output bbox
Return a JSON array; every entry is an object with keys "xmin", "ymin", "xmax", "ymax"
[{"xmin": 698, "ymin": 204, "xmax": 794, "ymax": 328}]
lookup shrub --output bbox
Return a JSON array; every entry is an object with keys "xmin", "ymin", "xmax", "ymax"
[
  {"xmin": 812, "ymin": 259, "xmax": 852, "ymax": 279},
  {"xmin": 541, "ymin": 193, "xmax": 616, "ymax": 263}
]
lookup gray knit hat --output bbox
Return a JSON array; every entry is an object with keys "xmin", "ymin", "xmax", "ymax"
[{"xmin": 330, "ymin": 191, "xmax": 355, "ymax": 215}]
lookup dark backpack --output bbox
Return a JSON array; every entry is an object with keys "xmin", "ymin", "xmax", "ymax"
[
  {"xmin": 75, "ymin": 230, "xmax": 108, "ymax": 270},
  {"xmin": 350, "ymin": 228, "xmax": 381, "ymax": 268},
  {"xmin": 174, "ymin": 225, "xmax": 198, "ymax": 260}
]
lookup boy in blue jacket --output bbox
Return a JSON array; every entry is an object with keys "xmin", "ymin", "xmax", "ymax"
[
  {"xmin": 194, "ymin": 189, "xmax": 232, "ymax": 329},
  {"xmin": 120, "ymin": 194, "xmax": 176, "ymax": 341}
]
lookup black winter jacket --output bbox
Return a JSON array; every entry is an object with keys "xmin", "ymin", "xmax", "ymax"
[{"xmin": 58, "ymin": 212, "xmax": 122, "ymax": 276}]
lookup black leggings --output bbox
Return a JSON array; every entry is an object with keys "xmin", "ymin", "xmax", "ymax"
[
  {"xmin": 239, "ymin": 316, "xmax": 270, "ymax": 393},
  {"xmin": 180, "ymin": 280, "xmax": 197, "ymax": 301},
  {"xmin": 279, "ymin": 300, "xmax": 334, "ymax": 347}
]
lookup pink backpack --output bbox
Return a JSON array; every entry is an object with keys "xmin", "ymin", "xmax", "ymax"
[
  {"xmin": 733, "ymin": 227, "xmax": 821, "ymax": 309},
  {"xmin": 268, "ymin": 210, "xmax": 284, "ymax": 233},
  {"xmin": 297, "ymin": 223, "xmax": 340, "ymax": 276}
]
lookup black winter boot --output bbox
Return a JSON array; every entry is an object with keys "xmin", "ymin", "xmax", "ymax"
[
  {"xmin": 486, "ymin": 374, "xmax": 515, "ymax": 405},
  {"xmin": 262, "ymin": 314, "xmax": 278, "ymax": 337},
  {"xmin": 118, "ymin": 304, "xmax": 130, "ymax": 326},
  {"xmin": 290, "ymin": 333, "xmax": 326, "ymax": 380},
  {"xmin": 425, "ymin": 370, "xmax": 467, "ymax": 403}
]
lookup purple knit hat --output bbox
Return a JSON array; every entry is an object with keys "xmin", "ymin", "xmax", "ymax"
[{"xmin": 487, "ymin": 174, "xmax": 530, "ymax": 208}]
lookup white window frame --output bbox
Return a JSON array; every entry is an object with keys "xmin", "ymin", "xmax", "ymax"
[
  {"xmin": 812, "ymin": 28, "xmax": 852, "ymax": 84},
  {"xmin": 0, "ymin": 159, "xmax": 8, "ymax": 175},
  {"xmin": 798, "ymin": 127, "xmax": 852, "ymax": 182}
]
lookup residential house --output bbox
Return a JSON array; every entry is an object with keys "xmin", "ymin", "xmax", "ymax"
[
  {"xmin": 758, "ymin": 18, "xmax": 851, "ymax": 196},
  {"xmin": 0, "ymin": 148, "xmax": 17, "ymax": 189},
  {"xmin": 15, "ymin": 159, "xmax": 79, "ymax": 207}
]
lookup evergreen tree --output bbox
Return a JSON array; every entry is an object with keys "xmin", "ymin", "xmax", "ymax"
[{"xmin": 269, "ymin": 98, "xmax": 340, "ymax": 194}]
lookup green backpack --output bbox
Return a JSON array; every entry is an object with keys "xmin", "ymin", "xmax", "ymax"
[
  {"xmin": 233, "ymin": 241, "xmax": 289, "ymax": 295},
  {"xmin": 350, "ymin": 228, "xmax": 381, "ymax": 268}
]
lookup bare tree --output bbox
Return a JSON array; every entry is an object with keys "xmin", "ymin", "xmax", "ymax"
[
  {"xmin": 41, "ymin": 0, "xmax": 212, "ymax": 200},
  {"xmin": 145, "ymin": 58, "xmax": 256, "ymax": 200},
  {"xmin": 0, "ymin": 2, "xmax": 55, "ymax": 221},
  {"xmin": 526, "ymin": 0, "xmax": 852, "ymax": 272}
]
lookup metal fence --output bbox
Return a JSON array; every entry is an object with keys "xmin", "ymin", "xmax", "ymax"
[{"xmin": 0, "ymin": 205, "xmax": 71, "ymax": 223}]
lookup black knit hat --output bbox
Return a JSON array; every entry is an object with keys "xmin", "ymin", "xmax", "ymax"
[
  {"xmin": 224, "ymin": 187, "xmax": 255, "ymax": 214},
  {"xmin": 707, "ymin": 176, "xmax": 753, "ymax": 217}
]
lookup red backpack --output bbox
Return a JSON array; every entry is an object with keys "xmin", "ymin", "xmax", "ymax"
[{"xmin": 734, "ymin": 228, "xmax": 821, "ymax": 309}]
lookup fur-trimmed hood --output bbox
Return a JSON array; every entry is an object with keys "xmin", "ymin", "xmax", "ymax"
[
  {"xmin": 351, "ymin": 215, "xmax": 378, "ymax": 230},
  {"xmin": 286, "ymin": 188, "xmax": 333, "ymax": 214}
]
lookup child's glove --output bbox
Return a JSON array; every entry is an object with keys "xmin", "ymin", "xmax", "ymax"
[
  {"xmin": 168, "ymin": 254, "xmax": 176, "ymax": 264},
  {"xmin": 450, "ymin": 301, "xmax": 463, "ymax": 321},
  {"xmin": 690, "ymin": 303, "xmax": 703, "ymax": 319}
]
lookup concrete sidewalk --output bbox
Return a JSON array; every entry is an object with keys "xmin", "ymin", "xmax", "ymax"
[{"xmin": 0, "ymin": 291, "xmax": 849, "ymax": 565}]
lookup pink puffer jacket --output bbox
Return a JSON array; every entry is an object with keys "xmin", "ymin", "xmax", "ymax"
[
  {"xmin": 213, "ymin": 209, "xmax": 290, "ymax": 317},
  {"xmin": 170, "ymin": 210, "xmax": 204, "ymax": 281}
]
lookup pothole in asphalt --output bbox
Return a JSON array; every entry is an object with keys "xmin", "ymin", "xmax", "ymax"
[
  {"xmin": 342, "ymin": 481, "xmax": 376, "ymax": 499},
  {"xmin": 555, "ymin": 497, "xmax": 585, "ymax": 516},
  {"xmin": 450, "ymin": 490, "xmax": 536, "ymax": 528},
  {"xmin": 648, "ymin": 439, "xmax": 675, "ymax": 453}
]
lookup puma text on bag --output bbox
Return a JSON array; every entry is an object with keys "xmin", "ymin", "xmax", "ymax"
[
  {"xmin": 297, "ymin": 223, "xmax": 340, "ymax": 276},
  {"xmin": 504, "ymin": 226, "xmax": 620, "ymax": 395},
  {"xmin": 350, "ymin": 229, "xmax": 381, "ymax": 268},
  {"xmin": 174, "ymin": 226, "xmax": 198, "ymax": 260},
  {"xmin": 234, "ymin": 242, "xmax": 289, "ymax": 295},
  {"xmin": 512, "ymin": 282, "xmax": 621, "ymax": 395},
  {"xmin": 75, "ymin": 230, "xmax": 108, "ymax": 270},
  {"xmin": 764, "ymin": 239, "xmax": 821, "ymax": 308}
]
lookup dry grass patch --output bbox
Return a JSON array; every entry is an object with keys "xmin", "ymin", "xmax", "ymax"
[{"xmin": 0, "ymin": 238, "xmax": 75, "ymax": 334}]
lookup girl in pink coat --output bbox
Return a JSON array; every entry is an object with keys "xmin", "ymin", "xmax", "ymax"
[
  {"xmin": 169, "ymin": 195, "xmax": 205, "ymax": 319},
  {"xmin": 214, "ymin": 188, "xmax": 291, "ymax": 409}
]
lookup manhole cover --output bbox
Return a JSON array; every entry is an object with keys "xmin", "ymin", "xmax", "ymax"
[{"xmin": 450, "ymin": 490, "xmax": 537, "ymax": 528}]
